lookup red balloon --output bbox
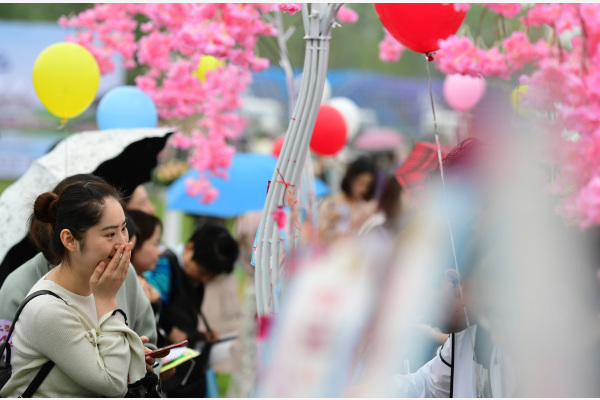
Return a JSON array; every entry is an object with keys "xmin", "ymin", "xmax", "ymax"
[
  {"xmin": 374, "ymin": 3, "xmax": 467, "ymax": 54},
  {"xmin": 310, "ymin": 104, "xmax": 347, "ymax": 156},
  {"xmin": 272, "ymin": 135, "xmax": 285, "ymax": 157}
]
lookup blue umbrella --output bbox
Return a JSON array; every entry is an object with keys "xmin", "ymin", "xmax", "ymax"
[{"xmin": 167, "ymin": 153, "xmax": 330, "ymax": 218}]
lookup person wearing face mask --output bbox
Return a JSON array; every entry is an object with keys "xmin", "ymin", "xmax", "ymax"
[{"xmin": 0, "ymin": 178, "xmax": 147, "ymax": 397}]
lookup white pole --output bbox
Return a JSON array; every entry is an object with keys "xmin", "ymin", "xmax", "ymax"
[
  {"xmin": 255, "ymin": 3, "xmax": 341, "ymax": 316},
  {"xmin": 162, "ymin": 209, "xmax": 183, "ymax": 249}
]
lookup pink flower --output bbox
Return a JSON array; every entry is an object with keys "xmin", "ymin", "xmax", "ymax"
[
  {"xmin": 577, "ymin": 177, "xmax": 600, "ymax": 228},
  {"xmin": 170, "ymin": 132, "xmax": 195, "ymax": 150},
  {"xmin": 278, "ymin": 3, "xmax": 301, "ymax": 15},
  {"xmin": 256, "ymin": 314, "xmax": 275, "ymax": 340},
  {"xmin": 442, "ymin": 3, "xmax": 470, "ymax": 13},
  {"xmin": 453, "ymin": 4, "xmax": 470, "ymax": 12},
  {"xmin": 502, "ymin": 32, "xmax": 549, "ymax": 71},
  {"xmin": 185, "ymin": 176, "xmax": 209, "ymax": 197},
  {"xmin": 201, "ymin": 187, "xmax": 219, "ymax": 204},
  {"xmin": 60, "ymin": 3, "xmax": 279, "ymax": 200},
  {"xmin": 555, "ymin": 4, "xmax": 580, "ymax": 35},
  {"xmin": 337, "ymin": 5, "xmax": 358, "ymax": 24},
  {"xmin": 271, "ymin": 206, "xmax": 287, "ymax": 230},
  {"xmin": 436, "ymin": 35, "xmax": 482, "ymax": 76},
  {"xmin": 521, "ymin": 3, "xmax": 562, "ymax": 28},
  {"xmin": 479, "ymin": 47, "xmax": 510, "ymax": 79},
  {"xmin": 483, "ymin": 3, "xmax": 522, "ymax": 19},
  {"xmin": 378, "ymin": 29, "xmax": 404, "ymax": 63}
]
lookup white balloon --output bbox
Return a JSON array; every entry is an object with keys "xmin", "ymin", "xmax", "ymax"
[
  {"xmin": 321, "ymin": 79, "xmax": 332, "ymax": 104},
  {"xmin": 328, "ymin": 97, "xmax": 361, "ymax": 140}
]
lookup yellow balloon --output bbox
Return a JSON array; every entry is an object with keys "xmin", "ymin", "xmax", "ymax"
[
  {"xmin": 193, "ymin": 55, "xmax": 225, "ymax": 82},
  {"xmin": 32, "ymin": 42, "xmax": 100, "ymax": 120},
  {"xmin": 511, "ymin": 84, "xmax": 530, "ymax": 116}
]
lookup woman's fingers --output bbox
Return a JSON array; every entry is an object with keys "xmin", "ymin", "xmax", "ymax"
[
  {"xmin": 145, "ymin": 362, "xmax": 153, "ymax": 374},
  {"xmin": 89, "ymin": 261, "xmax": 106, "ymax": 286},
  {"xmin": 100, "ymin": 243, "xmax": 130, "ymax": 282},
  {"xmin": 105, "ymin": 244, "xmax": 125, "ymax": 276},
  {"xmin": 117, "ymin": 243, "xmax": 132, "ymax": 279}
]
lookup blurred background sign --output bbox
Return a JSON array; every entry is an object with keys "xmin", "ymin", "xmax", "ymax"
[
  {"xmin": 0, "ymin": 131, "xmax": 58, "ymax": 179},
  {"xmin": 0, "ymin": 20, "xmax": 125, "ymax": 112}
]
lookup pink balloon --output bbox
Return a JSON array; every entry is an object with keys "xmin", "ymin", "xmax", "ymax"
[{"xmin": 443, "ymin": 74, "xmax": 486, "ymax": 112}]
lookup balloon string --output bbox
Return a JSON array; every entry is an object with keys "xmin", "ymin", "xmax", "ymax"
[
  {"xmin": 424, "ymin": 53, "xmax": 480, "ymax": 395},
  {"xmin": 58, "ymin": 118, "xmax": 70, "ymax": 175},
  {"xmin": 56, "ymin": 118, "xmax": 67, "ymax": 131}
]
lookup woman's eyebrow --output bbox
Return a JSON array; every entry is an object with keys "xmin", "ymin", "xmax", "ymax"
[{"xmin": 101, "ymin": 220, "xmax": 127, "ymax": 231}]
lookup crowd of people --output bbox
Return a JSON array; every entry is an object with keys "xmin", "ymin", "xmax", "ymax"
[
  {"xmin": 0, "ymin": 173, "xmax": 240, "ymax": 397},
  {"xmin": 1, "ymin": 133, "xmax": 600, "ymax": 398}
]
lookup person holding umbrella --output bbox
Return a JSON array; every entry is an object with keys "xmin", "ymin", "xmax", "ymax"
[{"xmin": 1, "ymin": 177, "xmax": 147, "ymax": 397}]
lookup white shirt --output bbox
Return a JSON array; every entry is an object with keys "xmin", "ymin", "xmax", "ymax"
[{"xmin": 390, "ymin": 325, "xmax": 516, "ymax": 398}]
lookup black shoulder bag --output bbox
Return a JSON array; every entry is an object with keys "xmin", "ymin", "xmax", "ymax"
[{"xmin": 0, "ymin": 290, "xmax": 66, "ymax": 398}]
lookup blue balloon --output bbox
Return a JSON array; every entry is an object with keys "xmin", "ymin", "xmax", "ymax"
[{"xmin": 97, "ymin": 85, "xmax": 158, "ymax": 130}]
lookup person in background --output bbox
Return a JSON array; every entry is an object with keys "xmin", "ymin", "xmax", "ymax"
[
  {"xmin": 127, "ymin": 210, "xmax": 163, "ymax": 313},
  {"xmin": 0, "ymin": 178, "xmax": 147, "ymax": 397},
  {"xmin": 358, "ymin": 174, "xmax": 403, "ymax": 236},
  {"xmin": 146, "ymin": 221, "xmax": 240, "ymax": 348},
  {"xmin": 386, "ymin": 138, "xmax": 516, "ymax": 397},
  {"xmin": 319, "ymin": 156, "xmax": 378, "ymax": 243},
  {"xmin": 144, "ymin": 222, "xmax": 240, "ymax": 397},
  {"xmin": 127, "ymin": 185, "xmax": 156, "ymax": 216}
]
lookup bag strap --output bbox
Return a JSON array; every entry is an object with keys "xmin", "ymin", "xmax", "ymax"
[
  {"xmin": 1, "ymin": 290, "xmax": 66, "ymax": 398},
  {"xmin": 199, "ymin": 310, "xmax": 212, "ymax": 335},
  {"xmin": 2, "ymin": 290, "xmax": 66, "ymax": 366},
  {"xmin": 20, "ymin": 360, "xmax": 55, "ymax": 398}
]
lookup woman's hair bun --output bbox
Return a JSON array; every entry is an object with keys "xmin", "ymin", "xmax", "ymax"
[{"xmin": 33, "ymin": 192, "xmax": 59, "ymax": 224}]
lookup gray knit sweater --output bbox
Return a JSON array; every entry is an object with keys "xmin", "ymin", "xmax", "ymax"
[{"xmin": 0, "ymin": 276, "xmax": 147, "ymax": 397}]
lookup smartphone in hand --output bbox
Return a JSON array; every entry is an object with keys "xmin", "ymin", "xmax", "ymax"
[{"xmin": 145, "ymin": 340, "xmax": 188, "ymax": 357}]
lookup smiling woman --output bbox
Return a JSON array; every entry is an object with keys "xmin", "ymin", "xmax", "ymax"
[{"xmin": 0, "ymin": 178, "xmax": 147, "ymax": 398}]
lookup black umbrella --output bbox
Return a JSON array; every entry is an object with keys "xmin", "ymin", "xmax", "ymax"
[{"xmin": 0, "ymin": 128, "xmax": 174, "ymax": 287}]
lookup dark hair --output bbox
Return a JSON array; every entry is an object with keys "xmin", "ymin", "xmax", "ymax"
[
  {"xmin": 377, "ymin": 174, "xmax": 403, "ymax": 223},
  {"xmin": 29, "ymin": 177, "xmax": 124, "ymax": 266},
  {"xmin": 188, "ymin": 222, "xmax": 239, "ymax": 275},
  {"xmin": 340, "ymin": 156, "xmax": 377, "ymax": 200},
  {"xmin": 127, "ymin": 210, "xmax": 162, "ymax": 254},
  {"xmin": 28, "ymin": 175, "xmax": 110, "ymax": 264},
  {"xmin": 126, "ymin": 214, "xmax": 138, "ymax": 242}
]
